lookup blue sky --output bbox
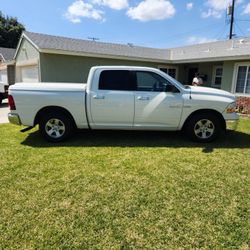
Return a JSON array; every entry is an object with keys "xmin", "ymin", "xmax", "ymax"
[{"xmin": 1, "ymin": 0, "xmax": 250, "ymax": 48}]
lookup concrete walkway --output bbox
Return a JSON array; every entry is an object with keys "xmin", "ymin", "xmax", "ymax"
[{"xmin": 0, "ymin": 99, "xmax": 9, "ymax": 124}]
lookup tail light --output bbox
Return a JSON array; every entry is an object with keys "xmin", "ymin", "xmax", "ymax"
[{"xmin": 8, "ymin": 95, "xmax": 16, "ymax": 110}]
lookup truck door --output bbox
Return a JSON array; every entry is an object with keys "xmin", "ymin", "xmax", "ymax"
[
  {"xmin": 133, "ymin": 71, "xmax": 183, "ymax": 129},
  {"xmin": 89, "ymin": 70, "xmax": 135, "ymax": 129}
]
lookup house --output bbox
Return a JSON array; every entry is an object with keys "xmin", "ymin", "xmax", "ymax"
[
  {"xmin": 0, "ymin": 47, "xmax": 15, "ymax": 85},
  {"xmin": 14, "ymin": 31, "xmax": 250, "ymax": 112}
]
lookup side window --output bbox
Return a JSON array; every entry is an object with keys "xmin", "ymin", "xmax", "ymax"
[
  {"xmin": 99, "ymin": 70, "xmax": 135, "ymax": 91},
  {"xmin": 135, "ymin": 71, "xmax": 171, "ymax": 92}
]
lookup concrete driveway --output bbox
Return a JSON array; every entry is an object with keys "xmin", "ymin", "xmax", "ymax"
[{"xmin": 0, "ymin": 99, "xmax": 9, "ymax": 123}]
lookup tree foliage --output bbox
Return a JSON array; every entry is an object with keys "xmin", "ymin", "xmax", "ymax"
[{"xmin": 0, "ymin": 12, "xmax": 25, "ymax": 48}]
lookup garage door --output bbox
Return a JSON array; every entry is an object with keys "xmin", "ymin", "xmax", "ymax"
[
  {"xmin": 21, "ymin": 65, "xmax": 39, "ymax": 82},
  {"xmin": 0, "ymin": 69, "xmax": 8, "ymax": 84}
]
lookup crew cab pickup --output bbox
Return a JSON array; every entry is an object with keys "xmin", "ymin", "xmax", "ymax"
[{"xmin": 8, "ymin": 66, "xmax": 239, "ymax": 142}]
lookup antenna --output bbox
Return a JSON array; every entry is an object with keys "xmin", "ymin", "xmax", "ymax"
[
  {"xmin": 127, "ymin": 43, "xmax": 134, "ymax": 47},
  {"xmin": 87, "ymin": 37, "xmax": 100, "ymax": 42}
]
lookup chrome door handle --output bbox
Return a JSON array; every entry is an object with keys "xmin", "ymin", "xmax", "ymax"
[
  {"xmin": 137, "ymin": 96, "xmax": 150, "ymax": 100},
  {"xmin": 93, "ymin": 95, "xmax": 105, "ymax": 99}
]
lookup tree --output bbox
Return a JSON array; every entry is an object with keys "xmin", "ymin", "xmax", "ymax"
[{"xmin": 0, "ymin": 12, "xmax": 25, "ymax": 48}]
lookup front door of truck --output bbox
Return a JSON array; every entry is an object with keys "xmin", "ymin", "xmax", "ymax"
[
  {"xmin": 89, "ymin": 70, "xmax": 135, "ymax": 129},
  {"xmin": 133, "ymin": 71, "xmax": 183, "ymax": 129}
]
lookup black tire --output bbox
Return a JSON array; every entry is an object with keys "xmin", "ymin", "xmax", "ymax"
[
  {"xmin": 185, "ymin": 113, "xmax": 222, "ymax": 142},
  {"xmin": 39, "ymin": 112, "xmax": 74, "ymax": 142}
]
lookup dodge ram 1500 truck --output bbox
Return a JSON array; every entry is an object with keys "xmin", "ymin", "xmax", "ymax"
[{"xmin": 8, "ymin": 66, "xmax": 239, "ymax": 142}]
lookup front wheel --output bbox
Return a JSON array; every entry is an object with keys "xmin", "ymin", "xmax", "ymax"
[
  {"xmin": 185, "ymin": 113, "xmax": 222, "ymax": 142},
  {"xmin": 39, "ymin": 112, "xmax": 74, "ymax": 142}
]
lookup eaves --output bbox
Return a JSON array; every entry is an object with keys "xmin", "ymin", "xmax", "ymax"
[{"xmin": 39, "ymin": 48, "xmax": 172, "ymax": 64}]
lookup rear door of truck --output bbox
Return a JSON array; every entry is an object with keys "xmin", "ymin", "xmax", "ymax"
[{"xmin": 88, "ymin": 69, "xmax": 135, "ymax": 129}]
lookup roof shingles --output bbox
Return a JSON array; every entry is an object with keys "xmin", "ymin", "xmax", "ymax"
[
  {"xmin": 0, "ymin": 47, "xmax": 15, "ymax": 61},
  {"xmin": 24, "ymin": 31, "xmax": 170, "ymax": 62},
  {"xmin": 23, "ymin": 31, "xmax": 250, "ymax": 63}
]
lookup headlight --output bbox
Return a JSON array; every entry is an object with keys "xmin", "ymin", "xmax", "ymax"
[{"xmin": 225, "ymin": 102, "xmax": 236, "ymax": 113}]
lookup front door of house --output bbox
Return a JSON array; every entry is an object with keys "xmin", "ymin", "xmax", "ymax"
[{"xmin": 188, "ymin": 67, "xmax": 198, "ymax": 85}]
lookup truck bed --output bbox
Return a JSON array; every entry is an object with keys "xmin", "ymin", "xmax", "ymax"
[{"xmin": 9, "ymin": 82, "xmax": 88, "ymax": 128}]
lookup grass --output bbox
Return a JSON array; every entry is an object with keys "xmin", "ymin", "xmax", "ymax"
[{"xmin": 0, "ymin": 119, "xmax": 249, "ymax": 249}]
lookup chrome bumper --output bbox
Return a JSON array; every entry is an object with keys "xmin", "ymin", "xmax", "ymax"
[
  {"xmin": 8, "ymin": 113, "xmax": 21, "ymax": 125},
  {"xmin": 226, "ymin": 119, "xmax": 238, "ymax": 131}
]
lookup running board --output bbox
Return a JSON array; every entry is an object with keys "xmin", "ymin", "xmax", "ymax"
[{"xmin": 20, "ymin": 126, "xmax": 34, "ymax": 133}]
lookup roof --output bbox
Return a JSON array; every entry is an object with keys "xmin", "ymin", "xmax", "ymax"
[
  {"xmin": 170, "ymin": 38, "xmax": 250, "ymax": 63},
  {"xmin": 0, "ymin": 47, "xmax": 16, "ymax": 62},
  {"xmin": 22, "ymin": 31, "xmax": 170, "ymax": 63},
  {"xmin": 17, "ymin": 31, "xmax": 250, "ymax": 63}
]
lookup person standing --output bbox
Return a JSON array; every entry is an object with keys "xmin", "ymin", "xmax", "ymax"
[{"xmin": 192, "ymin": 73, "xmax": 203, "ymax": 86}]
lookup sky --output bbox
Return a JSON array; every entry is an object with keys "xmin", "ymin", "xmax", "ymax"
[{"xmin": 1, "ymin": 0, "xmax": 250, "ymax": 48}]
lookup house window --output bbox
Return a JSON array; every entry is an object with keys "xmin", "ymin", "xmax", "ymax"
[
  {"xmin": 212, "ymin": 66, "xmax": 223, "ymax": 87},
  {"xmin": 159, "ymin": 67, "xmax": 177, "ymax": 79},
  {"xmin": 235, "ymin": 66, "xmax": 250, "ymax": 94}
]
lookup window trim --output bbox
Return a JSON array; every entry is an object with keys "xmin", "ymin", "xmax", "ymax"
[
  {"xmin": 158, "ymin": 65, "xmax": 178, "ymax": 79},
  {"xmin": 232, "ymin": 62, "xmax": 250, "ymax": 96},
  {"xmin": 211, "ymin": 65, "xmax": 223, "ymax": 88}
]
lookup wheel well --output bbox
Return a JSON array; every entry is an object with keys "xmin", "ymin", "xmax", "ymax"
[
  {"xmin": 34, "ymin": 106, "xmax": 76, "ymax": 127},
  {"xmin": 182, "ymin": 109, "xmax": 226, "ymax": 130}
]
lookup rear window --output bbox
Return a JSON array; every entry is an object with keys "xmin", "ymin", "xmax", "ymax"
[{"xmin": 99, "ymin": 70, "xmax": 135, "ymax": 91}]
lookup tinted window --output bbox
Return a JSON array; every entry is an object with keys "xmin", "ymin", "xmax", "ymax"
[
  {"xmin": 99, "ymin": 70, "xmax": 135, "ymax": 91},
  {"xmin": 135, "ymin": 71, "xmax": 171, "ymax": 92}
]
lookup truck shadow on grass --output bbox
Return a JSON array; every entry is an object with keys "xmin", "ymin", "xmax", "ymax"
[{"xmin": 21, "ymin": 129, "xmax": 250, "ymax": 153}]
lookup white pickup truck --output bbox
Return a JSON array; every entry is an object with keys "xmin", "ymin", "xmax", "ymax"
[{"xmin": 8, "ymin": 66, "xmax": 239, "ymax": 142}]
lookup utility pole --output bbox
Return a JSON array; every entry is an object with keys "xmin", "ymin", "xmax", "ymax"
[{"xmin": 229, "ymin": 0, "xmax": 235, "ymax": 39}]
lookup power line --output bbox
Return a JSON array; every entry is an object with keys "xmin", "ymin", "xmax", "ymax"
[
  {"xmin": 162, "ymin": 23, "xmax": 222, "ymax": 41},
  {"xmin": 235, "ymin": 21, "xmax": 247, "ymax": 37},
  {"xmin": 216, "ymin": 24, "xmax": 229, "ymax": 40},
  {"xmin": 235, "ymin": 19, "xmax": 250, "ymax": 22}
]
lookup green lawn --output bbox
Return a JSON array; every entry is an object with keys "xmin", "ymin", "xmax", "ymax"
[{"xmin": 0, "ymin": 119, "xmax": 249, "ymax": 249}]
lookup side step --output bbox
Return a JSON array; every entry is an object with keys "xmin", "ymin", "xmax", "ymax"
[{"xmin": 20, "ymin": 126, "xmax": 34, "ymax": 133}]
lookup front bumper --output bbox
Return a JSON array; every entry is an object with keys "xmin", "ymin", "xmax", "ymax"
[
  {"xmin": 8, "ymin": 113, "xmax": 21, "ymax": 125},
  {"xmin": 226, "ymin": 119, "xmax": 238, "ymax": 130},
  {"xmin": 223, "ymin": 112, "xmax": 239, "ymax": 131}
]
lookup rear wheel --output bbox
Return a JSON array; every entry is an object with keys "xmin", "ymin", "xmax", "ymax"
[
  {"xmin": 39, "ymin": 112, "xmax": 74, "ymax": 142},
  {"xmin": 185, "ymin": 113, "xmax": 222, "ymax": 142}
]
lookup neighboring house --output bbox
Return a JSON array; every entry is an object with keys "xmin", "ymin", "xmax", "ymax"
[
  {"xmin": 14, "ymin": 31, "xmax": 250, "ymax": 112},
  {"xmin": 0, "ymin": 47, "xmax": 15, "ymax": 85}
]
